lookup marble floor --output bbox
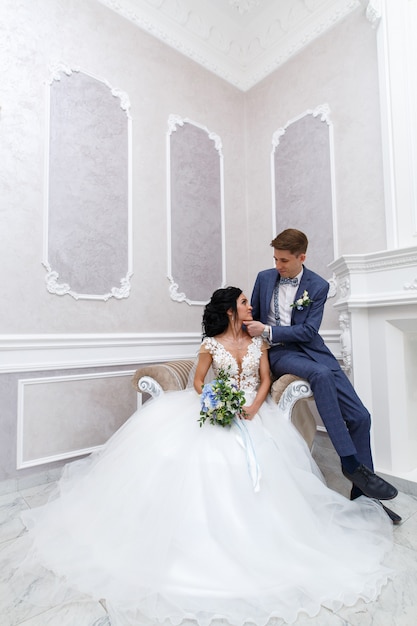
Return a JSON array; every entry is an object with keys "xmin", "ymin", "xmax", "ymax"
[{"xmin": 0, "ymin": 432, "xmax": 417, "ymax": 625}]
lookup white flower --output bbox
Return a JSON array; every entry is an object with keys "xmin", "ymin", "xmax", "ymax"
[
  {"xmin": 291, "ymin": 290, "xmax": 313, "ymax": 310},
  {"xmin": 199, "ymin": 368, "xmax": 246, "ymax": 427}
]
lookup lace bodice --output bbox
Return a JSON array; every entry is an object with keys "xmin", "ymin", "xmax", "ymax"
[{"xmin": 201, "ymin": 336, "xmax": 264, "ymax": 394}]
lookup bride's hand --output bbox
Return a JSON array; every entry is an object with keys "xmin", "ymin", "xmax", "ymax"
[{"xmin": 241, "ymin": 405, "xmax": 256, "ymax": 420}]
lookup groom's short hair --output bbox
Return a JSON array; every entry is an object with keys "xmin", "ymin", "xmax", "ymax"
[{"xmin": 271, "ymin": 229, "xmax": 308, "ymax": 256}]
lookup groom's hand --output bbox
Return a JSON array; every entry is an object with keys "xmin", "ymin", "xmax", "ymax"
[{"xmin": 244, "ymin": 320, "xmax": 264, "ymax": 337}]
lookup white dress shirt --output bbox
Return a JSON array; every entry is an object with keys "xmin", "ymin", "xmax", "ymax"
[{"xmin": 266, "ymin": 269, "xmax": 304, "ymax": 339}]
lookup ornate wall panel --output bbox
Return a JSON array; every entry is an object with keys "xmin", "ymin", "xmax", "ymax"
[
  {"xmin": 272, "ymin": 104, "xmax": 336, "ymax": 280},
  {"xmin": 17, "ymin": 372, "xmax": 137, "ymax": 468},
  {"xmin": 43, "ymin": 65, "xmax": 132, "ymax": 300},
  {"xmin": 167, "ymin": 116, "xmax": 225, "ymax": 305}
]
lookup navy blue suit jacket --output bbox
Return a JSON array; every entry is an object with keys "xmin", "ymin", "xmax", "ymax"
[
  {"xmin": 251, "ymin": 266, "xmax": 373, "ymax": 465},
  {"xmin": 251, "ymin": 266, "xmax": 340, "ymax": 373}
]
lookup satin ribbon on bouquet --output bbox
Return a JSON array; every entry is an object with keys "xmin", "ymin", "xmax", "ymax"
[{"xmin": 232, "ymin": 418, "xmax": 261, "ymax": 492}]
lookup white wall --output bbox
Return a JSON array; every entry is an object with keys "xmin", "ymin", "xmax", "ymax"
[
  {"xmin": 1, "ymin": 1, "xmax": 411, "ymax": 487},
  {"xmin": 245, "ymin": 7, "xmax": 386, "ymax": 330},
  {"xmin": 0, "ymin": 0, "xmax": 246, "ymax": 337},
  {"xmin": 0, "ymin": 0, "xmax": 245, "ymax": 485}
]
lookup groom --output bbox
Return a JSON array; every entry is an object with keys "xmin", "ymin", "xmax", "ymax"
[{"xmin": 245, "ymin": 228, "xmax": 401, "ymax": 524}]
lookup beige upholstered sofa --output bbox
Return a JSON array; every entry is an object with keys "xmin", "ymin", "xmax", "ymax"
[{"xmin": 132, "ymin": 360, "xmax": 317, "ymax": 449}]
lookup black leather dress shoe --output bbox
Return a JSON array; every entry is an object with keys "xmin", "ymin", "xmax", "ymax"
[
  {"xmin": 350, "ymin": 485, "xmax": 364, "ymax": 500},
  {"xmin": 380, "ymin": 503, "xmax": 402, "ymax": 525},
  {"xmin": 342, "ymin": 464, "xmax": 398, "ymax": 500},
  {"xmin": 350, "ymin": 486, "xmax": 402, "ymax": 524}
]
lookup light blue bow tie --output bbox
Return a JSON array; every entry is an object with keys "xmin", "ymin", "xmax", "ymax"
[{"xmin": 279, "ymin": 277, "xmax": 298, "ymax": 286}]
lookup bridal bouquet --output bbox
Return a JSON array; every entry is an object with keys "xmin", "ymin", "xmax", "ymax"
[{"xmin": 198, "ymin": 368, "xmax": 246, "ymax": 427}]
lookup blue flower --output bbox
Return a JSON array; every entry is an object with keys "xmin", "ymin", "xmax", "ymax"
[
  {"xmin": 201, "ymin": 384, "xmax": 218, "ymax": 412},
  {"xmin": 198, "ymin": 368, "xmax": 246, "ymax": 427}
]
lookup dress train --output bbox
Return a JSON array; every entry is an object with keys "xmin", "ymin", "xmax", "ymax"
[{"xmin": 0, "ymin": 337, "xmax": 394, "ymax": 625}]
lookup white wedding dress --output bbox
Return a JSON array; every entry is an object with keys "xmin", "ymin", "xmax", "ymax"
[{"xmin": 1, "ymin": 337, "xmax": 393, "ymax": 626}]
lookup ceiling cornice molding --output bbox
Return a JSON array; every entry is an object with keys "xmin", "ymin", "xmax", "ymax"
[
  {"xmin": 229, "ymin": 0, "xmax": 261, "ymax": 15},
  {"xmin": 97, "ymin": 0, "xmax": 362, "ymax": 91},
  {"xmin": 243, "ymin": 0, "xmax": 362, "ymax": 90}
]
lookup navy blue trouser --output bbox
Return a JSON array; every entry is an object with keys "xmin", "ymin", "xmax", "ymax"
[{"xmin": 269, "ymin": 350, "xmax": 373, "ymax": 471}]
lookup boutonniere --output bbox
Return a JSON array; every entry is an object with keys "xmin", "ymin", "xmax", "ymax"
[{"xmin": 291, "ymin": 290, "xmax": 313, "ymax": 310}]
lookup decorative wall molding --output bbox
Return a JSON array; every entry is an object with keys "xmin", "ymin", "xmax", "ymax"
[
  {"xmin": 271, "ymin": 104, "xmax": 338, "ymax": 279},
  {"xmin": 43, "ymin": 269, "xmax": 132, "ymax": 302},
  {"xmin": 0, "ymin": 330, "xmax": 339, "ymax": 373},
  {"xmin": 44, "ymin": 64, "xmax": 132, "ymax": 301},
  {"xmin": 271, "ymin": 103, "xmax": 332, "ymax": 149},
  {"xmin": 16, "ymin": 370, "xmax": 135, "ymax": 469},
  {"xmin": 337, "ymin": 275, "xmax": 351, "ymax": 298},
  {"xmin": 329, "ymin": 243, "xmax": 417, "ymax": 478},
  {"xmin": 229, "ymin": 0, "xmax": 261, "ymax": 15},
  {"xmin": 332, "ymin": 292, "xmax": 417, "ymax": 308},
  {"xmin": 404, "ymin": 278, "xmax": 417, "ymax": 290},
  {"xmin": 329, "ymin": 246, "xmax": 417, "ymax": 275},
  {"xmin": 0, "ymin": 333, "xmax": 201, "ymax": 373},
  {"xmin": 338, "ymin": 311, "xmax": 352, "ymax": 374},
  {"xmin": 47, "ymin": 63, "xmax": 132, "ymax": 111},
  {"xmin": 327, "ymin": 276, "xmax": 338, "ymax": 298},
  {"xmin": 167, "ymin": 115, "xmax": 225, "ymax": 305},
  {"xmin": 329, "ymin": 246, "xmax": 417, "ymax": 309},
  {"xmin": 96, "ymin": 0, "xmax": 361, "ymax": 91},
  {"xmin": 365, "ymin": 0, "xmax": 382, "ymax": 27}
]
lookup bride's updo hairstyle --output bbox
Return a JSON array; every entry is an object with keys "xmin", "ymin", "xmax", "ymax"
[{"xmin": 202, "ymin": 286, "xmax": 242, "ymax": 337}]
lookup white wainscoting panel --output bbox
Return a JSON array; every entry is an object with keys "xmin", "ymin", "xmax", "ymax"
[{"xmin": 17, "ymin": 371, "xmax": 137, "ymax": 469}]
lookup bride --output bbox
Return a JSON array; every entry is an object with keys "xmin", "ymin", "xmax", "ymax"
[{"xmin": 1, "ymin": 287, "xmax": 393, "ymax": 626}]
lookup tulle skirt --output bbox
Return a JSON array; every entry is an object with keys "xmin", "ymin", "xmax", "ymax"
[{"xmin": 0, "ymin": 389, "xmax": 393, "ymax": 625}]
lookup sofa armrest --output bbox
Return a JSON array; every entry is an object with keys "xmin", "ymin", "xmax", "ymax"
[
  {"xmin": 271, "ymin": 375, "xmax": 316, "ymax": 450},
  {"xmin": 271, "ymin": 374, "xmax": 312, "ymax": 408},
  {"xmin": 132, "ymin": 362, "xmax": 317, "ymax": 450},
  {"xmin": 132, "ymin": 359, "xmax": 196, "ymax": 398}
]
